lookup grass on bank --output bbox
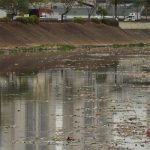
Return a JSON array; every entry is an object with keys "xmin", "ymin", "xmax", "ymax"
[
  {"xmin": 57, "ymin": 44, "xmax": 75, "ymax": 51},
  {"xmin": 3, "ymin": 43, "xmax": 76, "ymax": 55},
  {"xmin": 112, "ymin": 42, "xmax": 148, "ymax": 48},
  {"xmin": 0, "ymin": 42, "xmax": 150, "ymax": 56}
]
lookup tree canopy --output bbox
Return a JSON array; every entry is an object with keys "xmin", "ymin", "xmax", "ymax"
[
  {"xmin": 0, "ymin": 0, "xmax": 44, "ymax": 14},
  {"xmin": 96, "ymin": 6, "xmax": 107, "ymax": 18},
  {"xmin": 133, "ymin": 0, "xmax": 145, "ymax": 7}
]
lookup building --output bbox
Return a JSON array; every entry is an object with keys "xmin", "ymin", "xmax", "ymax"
[{"xmin": 0, "ymin": 9, "xmax": 7, "ymax": 18}]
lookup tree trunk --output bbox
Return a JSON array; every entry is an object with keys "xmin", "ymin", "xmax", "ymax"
[
  {"xmin": 146, "ymin": 7, "xmax": 148, "ymax": 21},
  {"xmin": 88, "ymin": 13, "xmax": 91, "ymax": 21},
  {"xmin": 136, "ymin": 6, "xmax": 139, "ymax": 21},
  {"xmin": 114, "ymin": 0, "xmax": 117, "ymax": 19},
  {"xmin": 61, "ymin": 14, "xmax": 64, "ymax": 23}
]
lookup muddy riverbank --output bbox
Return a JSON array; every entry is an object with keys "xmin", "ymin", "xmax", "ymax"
[
  {"xmin": 1, "ymin": 23, "xmax": 150, "ymax": 150},
  {"xmin": 1, "ymin": 48, "xmax": 150, "ymax": 150},
  {"xmin": 0, "ymin": 46, "xmax": 150, "ymax": 75},
  {"xmin": 0, "ymin": 22, "xmax": 150, "ymax": 47}
]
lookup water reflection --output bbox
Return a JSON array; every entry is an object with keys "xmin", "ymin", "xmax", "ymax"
[{"xmin": 0, "ymin": 56, "xmax": 150, "ymax": 150}]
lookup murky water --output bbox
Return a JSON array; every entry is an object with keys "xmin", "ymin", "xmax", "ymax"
[{"xmin": 1, "ymin": 55, "xmax": 150, "ymax": 150}]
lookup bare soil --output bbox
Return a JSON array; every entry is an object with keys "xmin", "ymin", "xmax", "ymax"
[
  {"xmin": 0, "ymin": 22, "xmax": 150, "ymax": 75},
  {"xmin": 0, "ymin": 22, "xmax": 150, "ymax": 47}
]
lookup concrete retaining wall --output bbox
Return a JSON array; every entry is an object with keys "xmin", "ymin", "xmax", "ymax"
[{"xmin": 119, "ymin": 22, "xmax": 150, "ymax": 29}]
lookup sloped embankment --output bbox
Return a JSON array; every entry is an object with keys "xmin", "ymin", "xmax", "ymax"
[{"xmin": 0, "ymin": 22, "xmax": 150, "ymax": 47}]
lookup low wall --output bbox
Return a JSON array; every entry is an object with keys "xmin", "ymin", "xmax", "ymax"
[{"xmin": 119, "ymin": 22, "xmax": 150, "ymax": 29}]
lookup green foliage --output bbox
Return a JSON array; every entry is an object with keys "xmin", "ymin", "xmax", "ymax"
[
  {"xmin": 96, "ymin": 6, "xmax": 107, "ymax": 18},
  {"xmin": 73, "ymin": 17, "xmax": 85, "ymax": 24},
  {"xmin": 16, "ymin": 17, "xmax": 28, "ymax": 24},
  {"xmin": 0, "ymin": 17, "xmax": 11, "ymax": 22},
  {"xmin": 133, "ymin": 0, "xmax": 145, "ymax": 7},
  {"xmin": 129, "ymin": 42, "xmax": 144, "ymax": 47},
  {"xmin": 113, "ymin": 42, "xmax": 145, "ymax": 48},
  {"xmin": 78, "ymin": 0, "xmax": 84, "ymax": 6},
  {"xmin": 144, "ymin": 0, "xmax": 150, "ymax": 6},
  {"xmin": 17, "ymin": 0, "xmax": 29, "ymax": 14},
  {"xmin": 0, "ymin": 0, "xmax": 43, "ymax": 14},
  {"xmin": 15, "ymin": 15, "xmax": 39, "ymax": 24},
  {"xmin": 0, "ymin": 0, "xmax": 28, "ymax": 14},
  {"xmin": 28, "ymin": 15, "xmax": 39, "ymax": 24},
  {"xmin": 110, "ymin": 0, "xmax": 122, "ymax": 4},
  {"xmin": 57, "ymin": 44, "xmax": 75, "ymax": 51}
]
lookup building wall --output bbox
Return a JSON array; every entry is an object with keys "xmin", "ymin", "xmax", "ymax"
[{"xmin": 0, "ymin": 9, "xmax": 7, "ymax": 18}]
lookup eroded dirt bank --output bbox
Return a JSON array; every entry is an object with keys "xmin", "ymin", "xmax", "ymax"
[{"xmin": 0, "ymin": 22, "xmax": 150, "ymax": 47}]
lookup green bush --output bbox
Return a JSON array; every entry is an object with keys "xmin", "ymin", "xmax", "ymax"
[
  {"xmin": 73, "ymin": 17, "xmax": 85, "ymax": 24},
  {"xmin": 57, "ymin": 44, "xmax": 75, "ymax": 51},
  {"xmin": 91, "ymin": 18, "xmax": 100, "ymax": 24},
  {"xmin": 15, "ymin": 15, "xmax": 39, "ymax": 24},
  {"xmin": 129, "ymin": 42, "xmax": 144, "ymax": 47},
  {"xmin": 28, "ymin": 15, "xmax": 39, "ymax": 24},
  {"xmin": 16, "ymin": 17, "xmax": 28, "ymax": 24},
  {"xmin": 102, "ymin": 18, "xmax": 119, "ymax": 27},
  {"xmin": 0, "ymin": 17, "xmax": 11, "ymax": 22},
  {"xmin": 113, "ymin": 42, "xmax": 145, "ymax": 48}
]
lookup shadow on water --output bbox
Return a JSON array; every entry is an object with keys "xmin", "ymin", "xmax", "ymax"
[{"xmin": 0, "ymin": 55, "xmax": 150, "ymax": 150}]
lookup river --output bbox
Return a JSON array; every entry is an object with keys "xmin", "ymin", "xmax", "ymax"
[{"xmin": 0, "ymin": 54, "xmax": 150, "ymax": 150}]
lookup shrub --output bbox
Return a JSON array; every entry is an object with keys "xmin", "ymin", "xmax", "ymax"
[
  {"xmin": 96, "ymin": 6, "xmax": 107, "ymax": 18},
  {"xmin": 28, "ymin": 15, "xmax": 39, "ymax": 24},
  {"xmin": 73, "ymin": 17, "xmax": 85, "ymax": 24},
  {"xmin": 102, "ymin": 18, "xmax": 119, "ymax": 27},
  {"xmin": 15, "ymin": 15, "xmax": 39, "ymax": 24},
  {"xmin": 16, "ymin": 17, "xmax": 28, "ymax": 24},
  {"xmin": 136, "ymin": 42, "xmax": 144, "ymax": 47},
  {"xmin": 113, "ymin": 42, "xmax": 145, "ymax": 48},
  {"xmin": 129, "ymin": 42, "xmax": 144, "ymax": 47},
  {"xmin": 0, "ymin": 17, "xmax": 11, "ymax": 22},
  {"xmin": 91, "ymin": 18, "xmax": 100, "ymax": 24}
]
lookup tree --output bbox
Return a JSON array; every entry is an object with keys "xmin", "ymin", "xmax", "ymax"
[
  {"xmin": 96, "ymin": 6, "xmax": 107, "ymax": 19},
  {"xmin": 78, "ymin": 0, "xmax": 95, "ymax": 21},
  {"xmin": 0, "ymin": 0, "xmax": 30, "ymax": 17},
  {"xmin": 61, "ymin": 0, "xmax": 75, "ymax": 22},
  {"xmin": 0, "ymin": 0, "xmax": 44, "ymax": 14},
  {"xmin": 133, "ymin": 0, "xmax": 145, "ymax": 21},
  {"xmin": 144, "ymin": 0, "xmax": 150, "ymax": 20},
  {"xmin": 110, "ymin": 0, "xmax": 122, "ymax": 19}
]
